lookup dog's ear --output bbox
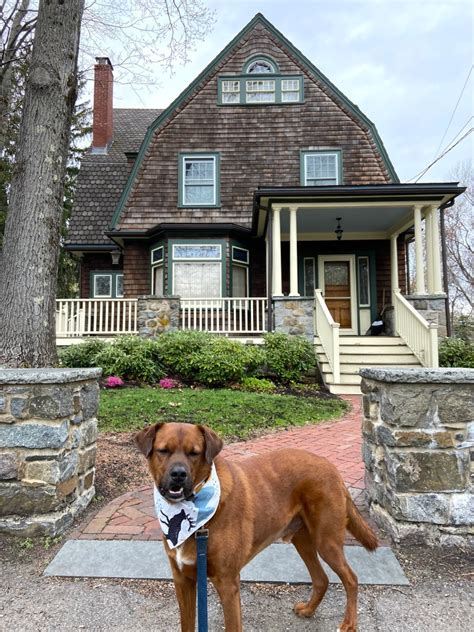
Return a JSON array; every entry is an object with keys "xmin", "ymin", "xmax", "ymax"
[
  {"xmin": 198, "ymin": 425, "xmax": 223, "ymax": 464},
  {"xmin": 135, "ymin": 423, "xmax": 163, "ymax": 458}
]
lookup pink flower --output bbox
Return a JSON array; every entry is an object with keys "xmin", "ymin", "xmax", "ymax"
[
  {"xmin": 159, "ymin": 377, "xmax": 177, "ymax": 389},
  {"xmin": 106, "ymin": 376, "xmax": 124, "ymax": 388}
]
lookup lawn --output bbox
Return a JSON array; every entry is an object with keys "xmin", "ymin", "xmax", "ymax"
[{"xmin": 98, "ymin": 387, "xmax": 349, "ymax": 440}]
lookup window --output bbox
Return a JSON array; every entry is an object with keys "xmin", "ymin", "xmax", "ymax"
[
  {"xmin": 91, "ymin": 272, "xmax": 123, "ymax": 298},
  {"xmin": 171, "ymin": 242, "xmax": 223, "ymax": 298},
  {"xmin": 179, "ymin": 154, "xmax": 219, "ymax": 207},
  {"xmin": 218, "ymin": 64, "xmax": 303, "ymax": 105},
  {"xmin": 301, "ymin": 151, "xmax": 341, "ymax": 186},
  {"xmin": 151, "ymin": 245, "xmax": 164, "ymax": 295},
  {"xmin": 245, "ymin": 58, "xmax": 276, "ymax": 74},
  {"xmin": 303, "ymin": 258, "xmax": 316, "ymax": 297},
  {"xmin": 231, "ymin": 246, "xmax": 249, "ymax": 297},
  {"xmin": 281, "ymin": 79, "xmax": 300, "ymax": 102},
  {"xmin": 246, "ymin": 79, "xmax": 276, "ymax": 103},
  {"xmin": 222, "ymin": 80, "xmax": 240, "ymax": 104},
  {"xmin": 358, "ymin": 256, "xmax": 370, "ymax": 306}
]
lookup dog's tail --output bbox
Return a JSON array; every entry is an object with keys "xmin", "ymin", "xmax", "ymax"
[{"xmin": 345, "ymin": 492, "xmax": 378, "ymax": 551}]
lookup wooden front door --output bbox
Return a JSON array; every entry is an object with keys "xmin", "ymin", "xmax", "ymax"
[{"xmin": 318, "ymin": 255, "xmax": 357, "ymax": 332}]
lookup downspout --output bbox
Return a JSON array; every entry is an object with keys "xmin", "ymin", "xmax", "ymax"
[
  {"xmin": 440, "ymin": 200, "xmax": 453, "ymax": 337},
  {"xmin": 266, "ymin": 207, "xmax": 273, "ymax": 333}
]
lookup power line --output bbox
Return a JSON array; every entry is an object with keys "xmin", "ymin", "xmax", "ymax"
[
  {"xmin": 432, "ymin": 65, "xmax": 473, "ymax": 161},
  {"xmin": 413, "ymin": 128, "xmax": 473, "ymax": 182}
]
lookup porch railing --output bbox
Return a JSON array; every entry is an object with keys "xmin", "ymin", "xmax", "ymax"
[
  {"xmin": 393, "ymin": 290, "xmax": 438, "ymax": 367},
  {"xmin": 181, "ymin": 298, "xmax": 268, "ymax": 334},
  {"xmin": 56, "ymin": 299, "xmax": 138, "ymax": 337},
  {"xmin": 314, "ymin": 289, "xmax": 340, "ymax": 382}
]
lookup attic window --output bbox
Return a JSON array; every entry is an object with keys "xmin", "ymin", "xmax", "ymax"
[{"xmin": 246, "ymin": 59, "xmax": 275, "ymax": 74}]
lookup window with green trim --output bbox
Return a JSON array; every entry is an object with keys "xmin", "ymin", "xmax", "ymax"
[
  {"xmin": 219, "ymin": 75, "xmax": 303, "ymax": 105},
  {"xmin": 170, "ymin": 241, "xmax": 224, "ymax": 298},
  {"xmin": 179, "ymin": 154, "xmax": 219, "ymax": 207},
  {"xmin": 151, "ymin": 245, "xmax": 164, "ymax": 295},
  {"xmin": 231, "ymin": 246, "xmax": 249, "ymax": 297},
  {"xmin": 301, "ymin": 151, "xmax": 341, "ymax": 186},
  {"xmin": 91, "ymin": 271, "xmax": 123, "ymax": 298}
]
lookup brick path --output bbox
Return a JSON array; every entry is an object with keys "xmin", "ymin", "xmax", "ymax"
[{"xmin": 71, "ymin": 395, "xmax": 381, "ymax": 544}]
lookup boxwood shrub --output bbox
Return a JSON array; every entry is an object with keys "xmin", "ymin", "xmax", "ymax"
[{"xmin": 439, "ymin": 338, "xmax": 474, "ymax": 368}]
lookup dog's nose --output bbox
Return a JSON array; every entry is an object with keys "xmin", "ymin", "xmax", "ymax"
[{"xmin": 170, "ymin": 466, "xmax": 187, "ymax": 483}]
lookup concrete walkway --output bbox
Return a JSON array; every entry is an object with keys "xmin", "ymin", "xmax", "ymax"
[{"xmin": 70, "ymin": 395, "xmax": 383, "ymax": 544}]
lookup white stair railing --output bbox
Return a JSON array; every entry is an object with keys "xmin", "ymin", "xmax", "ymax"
[
  {"xmin": 181, "ymin": 298, "xmax": 267, "ymax": 334},
  {"xmin": 314, "ymin": 289, "xmax": 340, "ymax": 383},
  {"xmin": 393, "ymin": 290, "xmax": 438, "ymax": 367},
  {"xmin": 56, "ymin": 299, "xmax": 138, "ymax": 336}
]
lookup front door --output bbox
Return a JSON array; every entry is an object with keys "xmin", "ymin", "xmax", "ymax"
[{"xmin": 318, "ymin": 255, "xmax": 357, "ymax": 333}]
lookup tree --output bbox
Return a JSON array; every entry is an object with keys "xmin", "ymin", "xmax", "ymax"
[
  {"xmin": 0, "ymin": 0, "xmax": 85, "ymax": 367},
  {"xmin": 444, "ymin": 161, "xmax": 473, "ymax": 328}
]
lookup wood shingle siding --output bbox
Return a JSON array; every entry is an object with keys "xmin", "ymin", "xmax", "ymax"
[{"xmin": 117, "ymin": 23, "xmax": 392, "ymax": 233}]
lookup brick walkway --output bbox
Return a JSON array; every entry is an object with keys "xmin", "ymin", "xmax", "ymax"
[{"xmin": 71, "ymin": 395, "xmax": 379, "ymax": 543}]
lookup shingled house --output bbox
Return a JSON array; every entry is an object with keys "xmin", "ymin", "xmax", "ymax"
[{"xmin": 63, "ymin": 13, "xmax": 464, "ymax": 393}]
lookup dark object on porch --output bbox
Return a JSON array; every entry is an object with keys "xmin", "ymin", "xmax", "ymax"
[{"xmin": 368, "ymin": 320, "xmax": 384, "ymax": 336}]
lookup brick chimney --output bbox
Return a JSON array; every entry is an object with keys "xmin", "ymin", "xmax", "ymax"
[{"xmin": 92, "ymin": 57, "xmax": 113, "ymax": 152}]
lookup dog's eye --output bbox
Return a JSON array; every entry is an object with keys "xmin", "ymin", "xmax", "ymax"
[
  {"xmin": 188, "ymin": 450, "xmax": 201, "ymax": 457},
  {"xmin": 156, "ymin": 448, "xmax": 169, "ymax": 456}
]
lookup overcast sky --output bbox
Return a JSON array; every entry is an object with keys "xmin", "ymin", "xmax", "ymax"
[{"xmin": 112, "ymin": 0, "xmax": 473, "ymax": 184}]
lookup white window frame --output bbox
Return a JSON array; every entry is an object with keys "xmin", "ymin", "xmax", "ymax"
[
  {"xmin": 221, "ymin": 80, "xmax": 240, "ymax": 104},
  {"xmin": 151, "ymin": 245, "xmax": 164, "ymax": 265},
  {"xmin": 245, "ymin": 79, "xmax": 276, "ymax": 103},
  {"xmin": 281, "ymin": 79, "xmax": 301, "ymax": 102},
  {"xmin": 245, "ymin": 58, "xmax": 277, "ymax": 74},
  {"xmin": 181, "ymin": 154, "xmax": 217, "ymax": 207},
  {"xmin": 303, "ymin": 151, "xmax": 340, "ymax": 186},
  {"xmin": 93, "ymin": 274, "xmax": 112, "ymax": 298},
  {"xmin": 231, "ymin": 246, "xmax": 249, "ymax": 265}
]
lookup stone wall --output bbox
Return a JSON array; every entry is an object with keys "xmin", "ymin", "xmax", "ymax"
[
  {"xmin": 0, "ymin": 368, "xmax": 101, "ymax": 536},
  {"xmin": 138, "ymin": 296, "xmax": 180, "ymax": 338},
  {"xmin": 361, "ymin": 367, "xmax": 473, "ymax": 547},
  {"xmin": 405, "ymin": 294, "xmax": 447, "ymax": 337},
  {"xmin": 273, "ymin": 298, "xmax": 314, "ymax": 340}
]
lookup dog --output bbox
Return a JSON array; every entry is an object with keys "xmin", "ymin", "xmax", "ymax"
[{"xmin": 135, "ymin": 422, "xmax": 378, "ymax": 632}]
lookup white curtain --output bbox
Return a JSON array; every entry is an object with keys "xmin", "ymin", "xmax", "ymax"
[{"xmin": 174, "ymin": 262, "xmax": 221, "ymax": 298}]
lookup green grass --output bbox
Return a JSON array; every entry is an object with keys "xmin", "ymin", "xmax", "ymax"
[{"xmin": 98, "ymin": 387, "xmax": 348, "ymax": 440}]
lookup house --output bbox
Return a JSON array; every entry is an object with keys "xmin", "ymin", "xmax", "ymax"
[{"xmin": 62, "ymin": 13, "xmax": 465, "ymax": 394}]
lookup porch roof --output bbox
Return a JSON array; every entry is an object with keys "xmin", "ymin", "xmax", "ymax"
[{"xmin": 252, "ymin": 182, "xmax": 465, "ymax": 239}]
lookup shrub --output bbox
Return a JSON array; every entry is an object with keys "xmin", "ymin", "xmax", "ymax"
[
  {"xmin": 59, "ymin": 339, "xmax": 107, "ymax": 368},
  {"xmin": 263, "ymin": 333, "xmax": 316, "ymax": 383},
  {"xmin": 154, "ymin": 330, "xmax": 212, "ymax": 380},
  {"xmin": 94, "ymin": 336, "xmax": 165, "ymax": 383},
  {"xmin": 439, "ymin": 338, "xmax": 474, "ymax": 368},
  {"xmin": 240, "ymin": 376, "xmax": 276, "ymax": 393},
  {"xmin": 187, "ymin": 337, "xmax": 255, "ymax": 386}
]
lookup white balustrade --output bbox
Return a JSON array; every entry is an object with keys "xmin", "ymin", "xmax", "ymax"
[
  {"xmin": 56, "ymin": 299, "xmax": 138, "ymax": 337},
  {"xmin": 181, "ymin": 298, "xmax": 268, "ymax": 334},
  {"xmin": 314, "ymin": 289, "xmax": 340, "ymax": 383},
  {"xmin": 393, "ymin": 290, "xmax": 438, "ymax": 367}
]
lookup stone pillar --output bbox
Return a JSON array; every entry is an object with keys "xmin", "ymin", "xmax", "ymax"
[
  {"xmin": 0, "ymin": 368, "xmax": 101, "ymax": 536},
  {"xmin": 361, "ymin": 367, "xmax": 474, "ymax": 548},
  {"xmin": 405, "ymin": 294, "xmax": 448, "ymax": 337},
  {"xmin": 289, "ymin": 206, "xmax": 300, "ymax": 297},
  {"xmin": 272, "ymin": 207, "xmax": 283, "ymax": 297},
  {"xmin": 137, "ymin": 296, "xmax": 180, "ymax": 338},
  {"xmin": 273, "ymin": 297, "xmax": 314, "ymax": 340}
]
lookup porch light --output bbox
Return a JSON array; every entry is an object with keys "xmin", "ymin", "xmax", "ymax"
[
  {"xmin": 335, "ymin": 217, "xmax": 343, "ymax": 241},
  {"xmin": 111, "ymin": 250, "xmax": 121, "ymax": 265}
]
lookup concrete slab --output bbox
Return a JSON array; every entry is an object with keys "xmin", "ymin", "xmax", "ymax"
[{"xmin": 44, "ymin": 540, "xmax": 408, "ymax": 586}]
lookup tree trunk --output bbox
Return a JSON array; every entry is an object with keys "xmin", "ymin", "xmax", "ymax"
[{"xmin": 0, "ymin": 0, "xmax": 85, "ymax": 367}]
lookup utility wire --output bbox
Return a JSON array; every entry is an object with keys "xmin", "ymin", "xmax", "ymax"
[
  {"xmin": 413, "ymin": 128, "xmax": 473, "ymax": 182},
  {"xmin": 431, "ymin": 65, "xmax": 473, "ymax": 161}
]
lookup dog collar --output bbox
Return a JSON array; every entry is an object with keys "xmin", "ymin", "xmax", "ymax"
[{"xmin": 154, "ymin": 463, "xmax": 221, "ymax": 549}]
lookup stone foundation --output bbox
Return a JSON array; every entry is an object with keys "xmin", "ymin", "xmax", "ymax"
[
  {"xmin": 361, "ymin": 367, "xmax": 473, "ymax": 547},
  {"xmin": 138, "ymin": 295, "xmax": 180, "ymax": 338},
  {"xmin": 0, "ymin": 368, "xmax": 101, "ymax": 536},
  {"xmin": 273, "ymin": 297, "xmax": 314, "ymax": 340},
  {"xmin": 405, "ymin": 294, "xmax": 447, "ymax": 337}
]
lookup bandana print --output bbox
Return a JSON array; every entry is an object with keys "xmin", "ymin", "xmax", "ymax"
[{"xmin": 154, "ymin": 463, "xmax": 220, "ymax": 549}]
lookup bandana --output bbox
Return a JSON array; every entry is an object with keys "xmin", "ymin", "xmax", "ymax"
[{"xmin": 154, "ymin": 463, "xmax": 220, "ymax": 549}]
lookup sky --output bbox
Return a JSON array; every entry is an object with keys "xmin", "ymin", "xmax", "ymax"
[{"xmin": 110, "ymin": 0, "xmax": 473, "ymax": 184}]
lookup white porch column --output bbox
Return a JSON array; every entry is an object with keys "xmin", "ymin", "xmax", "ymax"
[
  {"xmin": 425, "ymin": 208, "xmax": 434, "ymax": 293},
  {"xmin": 429, "ymin": 205, "xmax": 443, "ymax": 294},
  {"xmin": 289, "ymin": 205, "xmax": 300, "ymax": 297},
  {"xmin": 390, "ymin": 234, "xmax": 399, "ymax": 293},
  {"xmin": 414, "ymin": 204, "xmax": 426, "ymax": 294},
  {"xmin": 272, "ymin": 206, "xmax": 283, "ymax": 297}
]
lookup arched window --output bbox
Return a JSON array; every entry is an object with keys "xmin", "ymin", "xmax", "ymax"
[{"xmin": 246, "ymin": 59, "xmax": 276, "ymax": 74}]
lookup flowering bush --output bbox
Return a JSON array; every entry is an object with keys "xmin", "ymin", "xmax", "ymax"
[
  {"xmin": 159, "ymin": 377, "xmax": 178, "ymax": 389},
  {"xmin": 105, "ymin": 376, "xmax": 124, "ymax": 388}
]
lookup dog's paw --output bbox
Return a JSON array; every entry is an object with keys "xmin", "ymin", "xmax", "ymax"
[
  {"xmin": 338, "ymin": 624, "xmax": 356, "ymax": 632},
  {"xmin": 293, "ymin": 601, "xmax": 314, "ymax": 619}
]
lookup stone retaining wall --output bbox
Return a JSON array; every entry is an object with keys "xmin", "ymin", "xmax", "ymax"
[
  {"xmin": 0, "ymin": 368, "xmax": 101, "ymax": 536},
  {"xmin": 361, "ymin": 367, "xmax": 473, "ymax": 547},
  {"xmin": 273, "ymin": 298, "xmax": 314, "ymax": 340},
  {"xmin": 138, "ymin": 296, "xmax": 180, "ymax": 338}
]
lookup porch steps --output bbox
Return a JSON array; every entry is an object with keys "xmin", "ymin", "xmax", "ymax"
[{"xmin": 314, "ymin": 336, "xmax": 422, "ymax": 396}]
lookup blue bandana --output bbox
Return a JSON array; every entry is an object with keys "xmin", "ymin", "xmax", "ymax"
[{"xmin": 154, "ymin": 463, "xmax": 221, "ymax": 549}]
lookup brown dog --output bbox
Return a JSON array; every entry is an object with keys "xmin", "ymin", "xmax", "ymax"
[{"xmin": 136, "ymin": 422, "xmax": 377, "ymax": 632}]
